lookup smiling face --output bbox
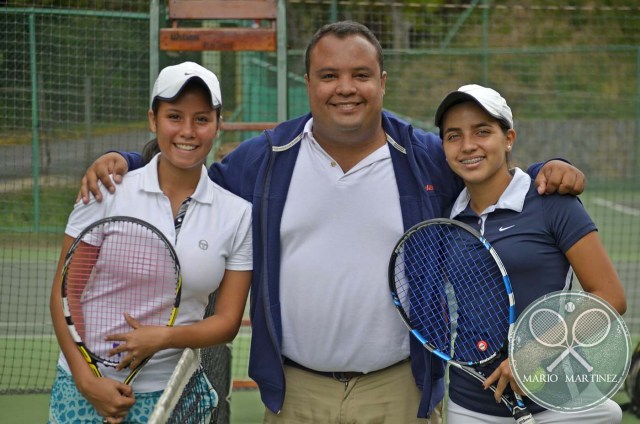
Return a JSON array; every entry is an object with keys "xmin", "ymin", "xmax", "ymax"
[
  {"xmin": 148, "ymin": 86, "xmax": 219, "ymax": 173},
  {"xmin": 304, "ymin": 33, "xmax": 387, "ymax": 149},
  {"xmin": 441, "ymin": 101, "xmax": 515, "ymax": 189}
]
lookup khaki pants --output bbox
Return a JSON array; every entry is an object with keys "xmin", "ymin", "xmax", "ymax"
[{"xmin": 263, "ymin": 360, "xmax": 443, "ymax": 424}]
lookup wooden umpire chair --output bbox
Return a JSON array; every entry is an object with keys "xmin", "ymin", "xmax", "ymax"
[{"xmin": 160, "ymin": 0, "xmax": 284, "ymax": 132}]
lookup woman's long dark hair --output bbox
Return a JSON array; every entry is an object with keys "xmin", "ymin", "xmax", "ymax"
[{"xmin": 142, "ymin": 79, "xmax": 221, "ymax": 163}]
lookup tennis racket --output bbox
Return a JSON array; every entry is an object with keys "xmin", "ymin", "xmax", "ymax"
[
  {"xmin": 389, "ymin": 218, "xmax": 535, "ymax": 423},
  {"xmin": 148, "ymin": 348, "xmax": 218, "ymax": 424},
  {"xmin": 61, "ymin": 216, "xmax": 182, "ymax": 386}
]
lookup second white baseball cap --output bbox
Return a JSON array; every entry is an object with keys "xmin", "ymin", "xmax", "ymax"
[{"xmin": 435, "ymin": 84, "xmax": 513, "ymax": 129}]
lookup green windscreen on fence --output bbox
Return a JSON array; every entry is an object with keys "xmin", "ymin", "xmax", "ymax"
[{"xmin": 1, "ymin": 1, "xmax": 638, "ymax": 412}]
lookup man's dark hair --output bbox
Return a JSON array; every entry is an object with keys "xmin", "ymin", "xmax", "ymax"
[{"xmin": 304, "ymin": 20, "xmax": 384, "ymax": 76}]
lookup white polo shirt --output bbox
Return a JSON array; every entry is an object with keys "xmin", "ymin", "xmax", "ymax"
[
  {"xmin": 279, "ymin": 119, "xmax": 409, "ymax": 373},
  {"xmin": 58, "ymin": 153, "xmax": 252, "ymax": 392}
]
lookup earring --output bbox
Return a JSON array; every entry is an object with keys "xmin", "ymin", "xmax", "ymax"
[{"xmin": 507, "ymin": 145, "xmax": 512, "ymax": 151}]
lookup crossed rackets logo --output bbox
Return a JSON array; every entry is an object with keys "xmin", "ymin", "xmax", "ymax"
[
  {"xmin": 509, "ymin": 291, "xmax": 631, "ymax": 413},
  {"xmin": 528, "ymin": 308, "xmax": 611, "ymax": 373}
]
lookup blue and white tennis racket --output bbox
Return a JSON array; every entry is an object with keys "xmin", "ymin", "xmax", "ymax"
[{"xmin": 389, "ymin": 218, "xmax": 535, "ymax": 423}]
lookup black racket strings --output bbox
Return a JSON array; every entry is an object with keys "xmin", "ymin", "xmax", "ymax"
[{"xmin": 166, "ymin": 366, "xmax": 215, "ymax": 424}]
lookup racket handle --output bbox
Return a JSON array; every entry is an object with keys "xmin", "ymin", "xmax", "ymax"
[
  {"xmin": 512, "ymin": 394, "xmax": 536, "ymax": 424},
  {"xmin": 514, "ymin": 411, "xmax": 536, "ymax": 424},
  {"xmin": 513, "ymin": 406, "xmax": 536, "ymax": 424}
]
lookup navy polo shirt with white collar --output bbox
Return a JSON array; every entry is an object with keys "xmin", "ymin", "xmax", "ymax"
[{"xmin": 448, "ymin": 167, "xmax": 597, "ymax": 416}]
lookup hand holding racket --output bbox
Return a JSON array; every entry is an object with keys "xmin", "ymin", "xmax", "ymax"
[
  {"xmin": 105, "ymin": 312, "xmax": 170, "ymax": 371},
  {"xmin": 61, "ymin": 216, "xmax": 182, "ymax": 387},
  {"xmin": 389, "ymin": 218, "xmax": 535, "ymax": 423}
]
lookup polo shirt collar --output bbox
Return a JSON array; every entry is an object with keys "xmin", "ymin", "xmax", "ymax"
[
  {"xmin": 449, "ymin": 167, "xmax": 531, "ymax": 218},
  {"xmin": 302, "ymin": 117, "xmax": 392, "ymax": 165},
  {"xmin": 140, "ymin": 153, "xmax": 213, "ymax": 204},
  {"xmin": 303, "ymin": 117, "xmax": 314, "ymax": 136}
]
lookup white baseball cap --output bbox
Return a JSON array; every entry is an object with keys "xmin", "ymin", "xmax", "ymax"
[
  {"xmin": 434, "ymin": 84, "xmax": 513, "ymax": 129},
  {"xmin": 150, "ymin": 61, "xmax": 222, "ymax": 108}
]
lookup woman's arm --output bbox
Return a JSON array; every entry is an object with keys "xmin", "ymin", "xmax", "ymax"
[
  {"xmin": 105, "ymin": 269, "xmax": 252, "ymax": 367},
  {"xmin": 565, "ymin": 231, "xmax": 627, "ymax": 314}
]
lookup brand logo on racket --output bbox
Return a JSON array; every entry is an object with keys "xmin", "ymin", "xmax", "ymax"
[{"xmin": 477, "ymin": 340, "xmax": 488, "ymax": 351}]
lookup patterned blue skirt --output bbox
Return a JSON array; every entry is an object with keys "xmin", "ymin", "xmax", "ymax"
[{"xmin": 48, "ymin": 365, "xmax": 217, "ymax": 423}]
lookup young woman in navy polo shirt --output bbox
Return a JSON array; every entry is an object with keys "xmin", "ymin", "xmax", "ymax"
[{"xmin": 435, "ymin": 84, "xmax": 626, "ymax": 424}]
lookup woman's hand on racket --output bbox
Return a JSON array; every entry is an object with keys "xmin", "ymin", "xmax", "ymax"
[
  {"xmin": 79, "ymin": 152, "xmax": 128, "ymax": 203},
  {"xmin": 483, "ymin": 358, "xmax": 526, "ymax": 403},
  {"xmin": 105, "ymin": 313, "xmax": 169, "ymax": 371},
  {"xmin": 77, "ymin": 374, "xmax": 135, "ymax": 423}
]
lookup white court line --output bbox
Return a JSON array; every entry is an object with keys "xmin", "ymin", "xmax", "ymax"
[{"xmin": 593, "ymin": 197, "xmax": 640, "ymax": 217}]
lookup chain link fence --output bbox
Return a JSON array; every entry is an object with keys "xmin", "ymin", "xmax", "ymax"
[{"xmin": 1, "ymin": 1, "xmax": 638, "ymax": 420}]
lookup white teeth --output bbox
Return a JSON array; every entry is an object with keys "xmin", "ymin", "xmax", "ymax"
[
  {"xmin": 335, "ymin": 103, "xmax": 357, "ymax": 109},
  {"xmin": 461, "ymin": 157, "xmax": 483, "ymax": 165},
  {"xmin": 176, "ymin": 144, "xmax": 196, "ymax": 151}
]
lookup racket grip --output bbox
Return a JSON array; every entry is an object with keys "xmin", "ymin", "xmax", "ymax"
[
  {"xmin": 513, "ymin": 406, "xmax": 536, "ymax": 424},
  {"xmin": 512, "ymin": 394, "xmax": 536, "ymax": 424}
]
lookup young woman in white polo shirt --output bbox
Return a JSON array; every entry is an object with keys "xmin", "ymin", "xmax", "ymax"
[
  {"xmin": 435, "ymin": 84, "xmax": 626, "ymax": 424},
  {"xmin": 48, "ymin": 62, "xmax": 252, "ymax": 423}
]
